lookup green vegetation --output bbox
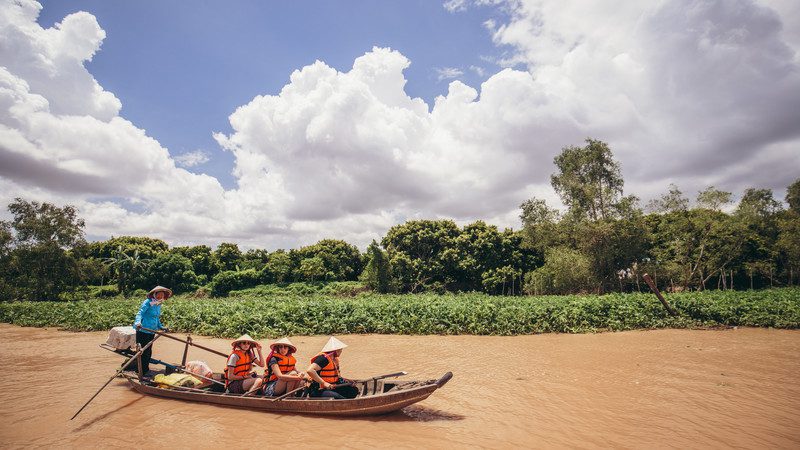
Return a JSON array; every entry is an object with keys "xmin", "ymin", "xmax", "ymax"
[
  {"xmin": 1, "ymin": 288, "xmax": 797, "ymax": 337},
  {"xmin": 1, "ymin": 138, "xmax": 798, "ymax": 302}
]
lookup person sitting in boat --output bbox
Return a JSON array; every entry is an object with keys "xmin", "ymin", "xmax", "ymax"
[
  {"xmin": 225, "ymin": 334, "xmax": 265, "ymax": 395},
  {"xmin": 305, "ymin": 336, "xmax": 358, "ymax": 399},
  {"xmin": 131, "ymin": 285, "xmax": 172, "ymax": 375},
  {"xmin": 262, "ymin": 337, "xmax": 305, "ymax": 397}
]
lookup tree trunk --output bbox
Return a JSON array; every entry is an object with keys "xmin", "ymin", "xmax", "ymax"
[{"xmin": 730, "ymin": 270, "xmax": 734, "ymax": 290}]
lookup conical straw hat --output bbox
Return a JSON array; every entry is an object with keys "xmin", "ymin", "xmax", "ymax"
[
  {"xmin": 231, "ymin": 334, "xmax": 257, "ymax": 348},
  {"xmin": 148, "ymin": 285, "xmax": 173, "ymax": 298},
  {"xmin": 270, "ymin": 337, "xmax": 297, "ymax": 354},
  {"xmin": 321, "ymin": 336, "xmax": 347, "ymax": 353}
]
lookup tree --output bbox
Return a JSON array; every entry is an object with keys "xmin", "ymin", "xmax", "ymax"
[
  {"xmin": 696, "ymin": 186, "xmax": 732, "ymax": 211},
  {"xmin": 2, "ymin": 198, "xmax": 86, "ymax": 301},
  {"xmin": 647, "ymin": 184, "xmax": 689, "ymax": 213},
  {"xmin": 360, "ymin": 241, "xmax": 391, "ymax": 293},
  {"xmin": 171, "ymin": 245, "xmax": 215, "ymax": 277},
  {"xmin": 382, "ymin": 220, "xmax": 461, "ymax": 292},
  {"xmin": 241, "ymin": 249, "xmax": 270, "ymax": 270},
  {"xmin": 102, "ymin": 246, "xmax": 150, "ymax": 294},
  {"xmin": 736, "ymin": 188, "xmax": 782, "ymax": 288},
  {"xmin": 214, "ymin": 242, "xmax": 243, "ymax": 272},
  {"xmin": 293, "ymin": 240, "xmax": 363, "ymax": 281},
  {"xmin": 264, "ymin": 250, "xmax": 293, "ymax": 283},
  {"xmin": 519, "ymin": 197, "xmax": 561, "ymax": 254},
  {"xmin": 142, "ymin": 253, "xmax": 199, "ymax": 294},
  {"xmin": 524, "ymin": 247, "xmax": 596, "ymax": 295},
  {"xmin": 298, "ymin": 257, "xmax": 325, "ymax": 282},
  {"xmin": 551, "ymin": 138, "xmax": 624, "ymax": 221},
  {"xmin": 786, "ymin": 178, "xmax": 800, "ymax": 214}
]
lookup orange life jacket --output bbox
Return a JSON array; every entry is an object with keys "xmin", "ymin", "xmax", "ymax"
[
  {"xmin": 224, "ymin": 349, "xmax": 254, "ymax": 385},
  {"xmin": 312, "ymin": 352, "xmax": 340, "ymax": 383},
  {"xmin": 267, "ymin": 353, "xmax": 297, "ymax": 382}
]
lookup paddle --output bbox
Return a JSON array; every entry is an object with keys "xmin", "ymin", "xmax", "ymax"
[
  {"xmin": 70, "ymin": 334, "xmax": 161, "ymax": 420},
  {"xmin": 138, "ymin": 326, "xmax": 227, "ymax": 357}
]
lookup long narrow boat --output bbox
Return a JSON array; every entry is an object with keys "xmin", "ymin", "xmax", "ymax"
[{"xmin": 121, "ymin": 371, "xmax": 452, "ymax": 416}]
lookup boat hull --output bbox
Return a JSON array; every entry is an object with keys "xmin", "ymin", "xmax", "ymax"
[{"xmin": 125, "ymin": 372, "xmax": 451, "ymax": 417}]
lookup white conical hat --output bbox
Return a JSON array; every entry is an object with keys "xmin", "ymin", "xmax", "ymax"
[
  {"xmin": 321, "ymin": 336, "xmax": 347, "ymax": 353},
  {"xmin": 270, "ymin": 337, "xmax": 297, "ymax": 354},
  {"xmin": 231, "ymin": 334, "xmax": 257, "ymax": 348}
]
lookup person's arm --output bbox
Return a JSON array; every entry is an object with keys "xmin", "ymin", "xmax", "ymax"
[
  {"xmin": 306, "ymin": 362, "xmax": 332, "ymax": 389},
  {"xmin": 133, "ymin": 300, "xmax": 148, "ymax": 328},
  {"xmin": 253, "ymin": 345, "xmax": 265, "ymax": 367}
]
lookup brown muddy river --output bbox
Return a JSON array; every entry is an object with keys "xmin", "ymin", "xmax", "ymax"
[{"xmin": 0, "ymin": 324, "xmax": 798, "ymax": 449}]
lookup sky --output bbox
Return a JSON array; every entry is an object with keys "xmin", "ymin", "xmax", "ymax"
[{"xmin": 1, "ymin": 0, "xmax": 799, "ymax": 250}]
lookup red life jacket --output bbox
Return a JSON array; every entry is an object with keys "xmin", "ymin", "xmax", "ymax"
[
  {"xmin": 312, "ymin": 352, "xmax": 339, "ymax": 383},
  {"xmin": 224, "ymin": 349, "xmax": 254, "ymax": 386},
  {"xmin": 267, "ymin": 353, "xmax": 297, "ymax": 382}
]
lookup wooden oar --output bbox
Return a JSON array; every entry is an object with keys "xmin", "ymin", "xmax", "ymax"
[
  {"xmin": 270, "ymin": 385, "xmax": 307, "ymax": 401},
  {"xmin": 138, "ymin": 327, "xmax": 227, "ymax": 357},
  {"xmin": 70, "ymin": 334, "xmax": 161, "ymax": 420}
]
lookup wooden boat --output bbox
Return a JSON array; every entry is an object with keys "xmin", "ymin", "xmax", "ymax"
[
  {"xmin": 99, "ymin": 327, "xmax": 452, "ymax": 417},
  {"xmin": 121, "ymin": 370, "xmax": 453, "ymax": 416}
]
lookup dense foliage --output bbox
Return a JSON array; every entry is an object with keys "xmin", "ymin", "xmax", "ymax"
[
  {"xmin": 1, "ymin": 289, "xmax": 797, "ymax": 336},
  {"xmin": 0, "ymin": 138, "xmax": 797, "ymax": 301}
]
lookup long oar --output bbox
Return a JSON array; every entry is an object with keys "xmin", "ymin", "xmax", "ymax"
[
  {"xmin": 70, "ymin": 334, "xmax": 161, "ymax": 420},
  {"xmin": 139, "ymin": 327, "xmax": 227, "ymax": 357}
]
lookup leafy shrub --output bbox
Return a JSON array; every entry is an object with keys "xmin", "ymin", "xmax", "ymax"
[
  {"xmin": 1, "ymin": 288, "xmax": 797, "ymax": 337},
  {"xmin": 211, "ymin": 269, "xmax": 261, "ymax": 297}
]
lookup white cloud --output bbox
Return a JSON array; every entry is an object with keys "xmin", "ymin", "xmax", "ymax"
[
  {"xmin": 435, "ymin": 67, "xmax": 464, "ymax": 81},
  {"xmin": 443, "ymin": 0, "xmax": 468, "ymax": 13},
  {"xmin": 174, "ymin": 150, "xmax": 210, "ymax": 168},
  {"xmin": 1, "ymin": 0, "xmax": 798, "ymax": 252},
  {"xmin": 469, "ymin": 65, "xmax": 486, "ymax": 77}
]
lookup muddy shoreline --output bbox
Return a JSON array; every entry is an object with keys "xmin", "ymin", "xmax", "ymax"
[{"xmin": 1, "ymin": 324, "xmax": 798, "ymax": 448}]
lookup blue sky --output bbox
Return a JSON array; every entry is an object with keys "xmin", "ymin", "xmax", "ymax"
[
  {"xmin": 38, "ymin": 1, "xmax": 510, "ymax": 189},
  {"xmin": 2, "ymin": 0, "xmax": 799, "ymax": 249}
]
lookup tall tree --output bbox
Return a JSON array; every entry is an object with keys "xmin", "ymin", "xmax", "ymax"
[
  {"xmin": 214, "ymin": 242, "xmax": 243, "ymax": 272},
  {"xmin": 2, "ymin": 198, "xmax": 86, "ymax": 301},
  {"xmin": 551, "ymin": 138, "xmax": 624, "ymax": 221},
  {"xmin": 785, "ymin": 178, "xmax": 800, "ymax": 214},
  {"xmin": 360, "ymin": 240, "xmax": 392, "ymax": 293}
]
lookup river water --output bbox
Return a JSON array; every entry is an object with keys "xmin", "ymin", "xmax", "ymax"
[{"xmin": 0, "ymin": 323, "xmax": 798, "ymax": 449}]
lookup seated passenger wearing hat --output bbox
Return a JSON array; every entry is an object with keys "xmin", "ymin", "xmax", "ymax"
[
  {"xmin": 305, "ymin": 336, "xmax": 358, "ymax": 399},
  {"xmin": 262, "ymin": 337, "xmax": 305, "ymax": 397},
  {"xmin": 225, "ymin": 334, "xmax": 265, "ymax": 395}
]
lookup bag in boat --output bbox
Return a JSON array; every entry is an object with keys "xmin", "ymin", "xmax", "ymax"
[
  {"xmin": 153, "ymin": 373, "xmax": 203, "ymax": 389},
  {"xmin": 184, "ymin": 360, "xmax": 213, "ymax": 379},
  {"xmin": 105, "ymin": 326, "xmax": 136, "ymax": 351}
]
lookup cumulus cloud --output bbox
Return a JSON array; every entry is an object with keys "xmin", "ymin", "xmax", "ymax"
[
  {"xmin": 174, "ymin": 150, "xmax": 210, "ymax": 168},
  {"xmin": 1, "ymin": 0, "xmax": 798, "ymax": 251}
]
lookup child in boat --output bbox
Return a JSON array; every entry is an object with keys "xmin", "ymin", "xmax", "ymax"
[
  {"xmin": 305, "ymin": 336, "xmax": 359, "ymax": 399},
  {"xmin": 262, "ymin": 337, "xmax": 305, "ymax": 397},
  {"xmin": 225, "ymin": 334, "xmax": 265, "ymax": 395}
]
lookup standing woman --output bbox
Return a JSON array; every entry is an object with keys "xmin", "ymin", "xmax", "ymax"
[
  {"xmin": 263, "ymin": 337, "xmax": 304, "ymax": 397},
  {"xmin": 132, "ymin": 285, "xmax": 172, "ymax": 374}
]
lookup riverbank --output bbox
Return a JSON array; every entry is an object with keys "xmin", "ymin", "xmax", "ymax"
[
  {"xmin": 0, "ymin": 324, "xmax": 798, "ymax": 448},
  {"xmin": 1, "ymin": 288, "xmax": 798, "ymax": 338}
]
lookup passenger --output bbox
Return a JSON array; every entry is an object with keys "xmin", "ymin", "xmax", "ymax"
[
  {"xmin": 225, "ymin": 334, "xmax": 265, "ymax": 395},
  {"xmin": 262, "ymin": 338, "xmax": 305, "ymax": 397},
  {"xmin": 131, "ymin": 285, "xmax": 172, "ymax": 375},
  {"xmin": 306, "ymin": 336, "xmax": 358, "ymax": 399}
]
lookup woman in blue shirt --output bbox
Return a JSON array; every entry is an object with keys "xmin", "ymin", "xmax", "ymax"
[{"xmin": 131, "ymin": 285, "xmax": 172, "ymax": 374}]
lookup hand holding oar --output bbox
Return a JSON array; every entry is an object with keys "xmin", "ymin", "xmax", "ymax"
[{"xmin": 71, "ymin": 334, "xmax": 161, "ymax": 420}]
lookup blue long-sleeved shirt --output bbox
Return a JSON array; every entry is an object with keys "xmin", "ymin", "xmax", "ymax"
[{"xmin": 133, "ymin": 299, "xmax": 163, "ymax": 334}]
